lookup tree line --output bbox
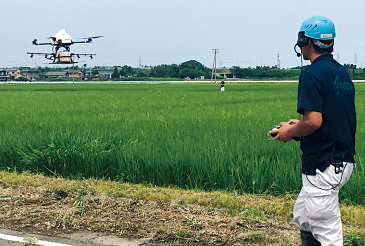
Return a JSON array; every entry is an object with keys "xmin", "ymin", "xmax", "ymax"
[
  {"xmin": 111, "ymin": 60, "xmax": 211, "ymax": 79},
  {"xmin": 230, "ymin": 66, "xmax": 301, "ymax": 80},
  {"xmin": 18, "ymin": 60, "xmax": 365, "ymax": 80}
]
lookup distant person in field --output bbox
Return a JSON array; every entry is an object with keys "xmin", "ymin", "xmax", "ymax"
[
  {"xmin": 220, "ymin": 79, "xmax": 225, "ymax": 92},
  {"xmin": 269, "ymin": 16, "xmax": 356, "ymax": 246}
]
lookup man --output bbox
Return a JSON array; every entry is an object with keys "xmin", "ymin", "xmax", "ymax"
[
  {"xmin": 269, "ymin": 16, "xmax": 356, "ymax": 246},
  {"xmin": 221, "ymin": 79, "xmax": 225, "ymax": 92}
]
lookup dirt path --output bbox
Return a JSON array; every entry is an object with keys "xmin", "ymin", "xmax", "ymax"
[
  {"xmin": 0, "ymin": 182, "xmax": 300, "ymax": 245},
  {"xmin": 0, "ymin": 228, "xmax": 154, "ymax": 245}
]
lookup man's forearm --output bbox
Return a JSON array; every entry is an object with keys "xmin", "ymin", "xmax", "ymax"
[
  {"xmin": 289, "ymin": 119, "xmax": 320, "ymax": 137},
  {"xmin": 289, "ymin": 110, "xmax": 322, "ymax": 138}
]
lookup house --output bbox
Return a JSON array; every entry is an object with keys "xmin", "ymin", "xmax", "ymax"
[
  {"xmin": 6, "ymin": 68, "xmax": 22, "ymax": 79},
  {"xmin": 214, "ymin": 72, "xmax": 234, "ymax": 79},
  {"xmin": 0, "ymin": 68, "xmax": 22, "ymax": 81},
  {"xmin": 97, "ymin": 71, "xmax": 113, "ymax": 80},
  {"xmin": 0, "ymin": 69, "xmax": 9, "ymax": 81},
  {"xmin": 21, "ymin": 69, "xmax": 41, "ymax": 81},
  {"xmin": 65, "ymin": 69, "xmax": 83, "ymax": 79},
  {"xmin": 45, "ymin": 71, "xmax": 67, "ymax": 79}
]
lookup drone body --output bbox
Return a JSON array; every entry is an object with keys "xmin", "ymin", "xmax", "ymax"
[{"xmin": 28, "ymin": 29, "xmax": 103, "ymax": 64}]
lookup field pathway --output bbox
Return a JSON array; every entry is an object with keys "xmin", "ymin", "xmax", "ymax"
[
  {"xmin": 0, "ymin": 173, "xmax": 301, "ymax": 245},
  {"xmin": 0, "ymin": 228, "xmax": 165, "ymax": 245}
]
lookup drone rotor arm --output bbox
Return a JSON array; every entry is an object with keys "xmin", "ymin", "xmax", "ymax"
[
  {"xmin": 71, "ymin": 53, "xmax": 96, "ymax": 56},
  {"xmin": 33, "ymin": 41, "xmax": 54, "ymax": 46},
  {"xmin": 27, "ymin": 52, "xmax": 53, "ymax": 55},
  {"xmin": 74, "ymin": 35, "xmax": 104, "ymax": 43},
  {"xmin": 27, "ymin": 52, "xmax": 54, "ymax": 59},
  {"xmin": 71, "ymin": 53, "xmax": 96, "ymax": 60},
  {"xmin": 71, "ymin": 40, "xmax": 91, "ymax": 44}
]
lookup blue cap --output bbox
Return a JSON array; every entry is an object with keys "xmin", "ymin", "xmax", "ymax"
[{"xmin": 300, "ymin": 16, "xmax": 336, "ymax": 40}]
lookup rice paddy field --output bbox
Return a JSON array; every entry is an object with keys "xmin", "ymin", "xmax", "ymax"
[{"xmin": 0, "ymin": 82, "xmax": 364, "ymax": 205}]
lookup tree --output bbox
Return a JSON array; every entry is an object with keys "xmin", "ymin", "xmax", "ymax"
[
  {"xmin": 92, "ymin": 68, "xmax": 99, "ymax": 75},
  {"xmin": 179, "ymin": 60, "xmax": 210, "ymax": 79},
  {"xmin": 111, "ymin": 67, "xmax": 120, "ymax": 79},
  {"xmin": 148, "ymin": 64, "xmax": 180, "ymax": 78},
  {"xmin": 136, "ymin": 69, "xmax": 148, "ymax": 77},
  {"xmin": 119, "ymin": 66, "xmax": 135, "ymax": 77}
]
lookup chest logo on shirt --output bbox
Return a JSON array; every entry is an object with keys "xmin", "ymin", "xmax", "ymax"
[{"xmin": 333, "ymin": 76, "xmax": 354, "ymax": 96}]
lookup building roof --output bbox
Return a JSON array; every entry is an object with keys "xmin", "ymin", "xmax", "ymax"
[
  {"xmin": 4, "ymin": 68, "xmax": 20, "ymax": 72},
  {"xmin": 46, "ymin": 72, "xmax": 67, "ymax": 76},
  {"xmin": 65, "ymin": 69, "xmax": 82, "ymax": 73},
  {"xmin": 0, "ymin": 68, "xmax": 20, "ymax": 72},
  {"xmin": 21, "ymin": 69, "xmax": 41, "ymax": 73},
  {"xmin": 98, "ymin": 71, "xmax": 113, "ymax": 75}
]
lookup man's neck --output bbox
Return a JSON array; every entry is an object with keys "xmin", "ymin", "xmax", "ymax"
[{"xmin": 309, "ymin": 53, "xmax": 322, "ymax": 63}]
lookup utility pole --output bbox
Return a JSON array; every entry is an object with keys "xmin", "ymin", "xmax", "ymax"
[
  {"xmin": 72, "ymin": 62, "xmax": 75, "ymax": 84},
  {"xmin": 211, "ymin": 49, "xmax": 219, "ymax": 83},
  {"xmin": 139, "ymin": 56, "xmax": 142, "ymax": 68},
  {"xmin": 277, "ymin": 54, "xmax": 280, "ymax": 69},
  {"xmin": 354, "ymin": 53, "xmax": 357, "ymax": 68}
]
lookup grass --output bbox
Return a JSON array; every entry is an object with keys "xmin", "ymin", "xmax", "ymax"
[
  {"xmin": 0, "ymin": 83, "xmax": 364, "ymax": 205},
  {"xmin": 344, "ymin": 232, "xmax": 365, "ymax": 246}
]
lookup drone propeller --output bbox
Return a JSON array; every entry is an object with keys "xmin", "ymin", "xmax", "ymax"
[
  {"xmin": 79, "ymin": 36, "xmax": 104, "ymax": 39},
  {"xmin": 48, "ymin": 37, "xmax": 57, "ymax": 42},
  {"xmin": 77, "ymin": 36, "xmax": 104, "ymax": 43}
]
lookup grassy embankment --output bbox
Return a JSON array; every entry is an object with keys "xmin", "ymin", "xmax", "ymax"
[{"xmin": 0, "ymin": 170, "xmax": 364, "ymax": 245}]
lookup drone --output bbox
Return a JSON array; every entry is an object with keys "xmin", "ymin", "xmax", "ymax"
[{"xmin": 27, "ymin": 29, "xmax": 103, "ymax": 64}]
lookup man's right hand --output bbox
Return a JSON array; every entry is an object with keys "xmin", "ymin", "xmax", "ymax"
[{"xmin": 288, "ymin": 119, "xmax": 299, "ymax": 125}]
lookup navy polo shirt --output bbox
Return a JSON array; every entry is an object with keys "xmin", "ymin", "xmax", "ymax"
[{"xmin": 297, "ymin": 54, "xmax": 356, "ymax": 175}]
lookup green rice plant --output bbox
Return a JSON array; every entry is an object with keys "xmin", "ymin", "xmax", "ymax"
[
  {"xmin": 344, "ymin": 232, "xmax": 365, "ymax": 246},
  {"xmin": 0, "ymin": 83, "xmax": 363, "ymax": 204}
]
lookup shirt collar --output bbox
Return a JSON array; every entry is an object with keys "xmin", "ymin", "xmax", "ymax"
[{"xmin": 312, "ymin": 54, "xmax": 334, "ymax": 64}]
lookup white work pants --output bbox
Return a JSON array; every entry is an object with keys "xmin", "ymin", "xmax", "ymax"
[{"xmin": 293, "ymin": 163, "xmax": 354, "ymax": 246}]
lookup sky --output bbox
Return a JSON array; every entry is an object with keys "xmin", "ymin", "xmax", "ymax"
[{"xmin": 1, "ymin": 0, "xmax": 365, "ymax": 69}]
